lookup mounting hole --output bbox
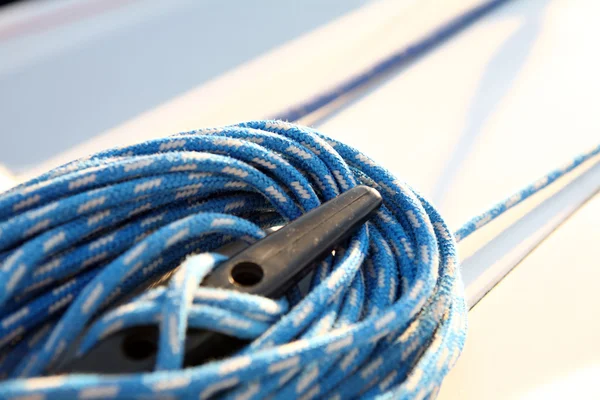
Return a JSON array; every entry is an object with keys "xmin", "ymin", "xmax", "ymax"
[
  {"xmin": 122, "ymin": 333, "xmax": 157, "ymax": 361},
  {"xmin": 230, "ymin": 262, "xmax": 264, "ymax": 287}
]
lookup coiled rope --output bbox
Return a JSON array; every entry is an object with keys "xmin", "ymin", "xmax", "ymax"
[{"xmin": 0, "ymin": 120, "xmax": 597, "ymax": 399}]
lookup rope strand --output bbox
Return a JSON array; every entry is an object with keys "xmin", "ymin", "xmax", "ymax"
[{"xmin": 271, "ymin": 0, "xmax": 516, "ymax": 122}]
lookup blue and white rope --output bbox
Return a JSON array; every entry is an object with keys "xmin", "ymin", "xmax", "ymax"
[{"xmin": 0, "ymin": 120, "xmax": 597, "ymax": 399}]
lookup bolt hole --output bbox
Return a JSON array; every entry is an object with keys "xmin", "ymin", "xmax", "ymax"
[
  {"xmin": 122, "ymin": 333, "xmax": 157, "ymax": 361},
  {"xmin": 230, "ymin": 262, "xmax": 264, "ymax": 287}
]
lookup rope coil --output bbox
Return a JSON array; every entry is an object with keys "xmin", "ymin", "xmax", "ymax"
[
  {"xmin": 0, "ymin": 0, "xmax": 596, "ymax": 395},
  {"xmin": 0, "ymin": 121, "xmax": 466, "ymax": 399},
  {"xmin": 0, "ymin": 120, "xmax": 597, "ymax": 399}
]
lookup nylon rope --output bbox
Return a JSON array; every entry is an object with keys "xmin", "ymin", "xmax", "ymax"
[{"xmin": 0, "ymin": 120, "xmax": 597, "ymax": 399}]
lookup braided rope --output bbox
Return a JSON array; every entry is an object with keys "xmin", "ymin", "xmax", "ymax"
[{"xmin": 0, "ymin": 121, "xmax": 597, "ymax": 399}]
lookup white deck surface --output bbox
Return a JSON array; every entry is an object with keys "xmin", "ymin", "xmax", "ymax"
[{"xmin": 0, "ymin": 0, "xmax": 368, "ymax": 172}]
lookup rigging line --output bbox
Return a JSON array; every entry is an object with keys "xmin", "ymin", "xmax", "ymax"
[{"xmin": 272, "ymin": 0, "xmax": 516, "ymax": 123}]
